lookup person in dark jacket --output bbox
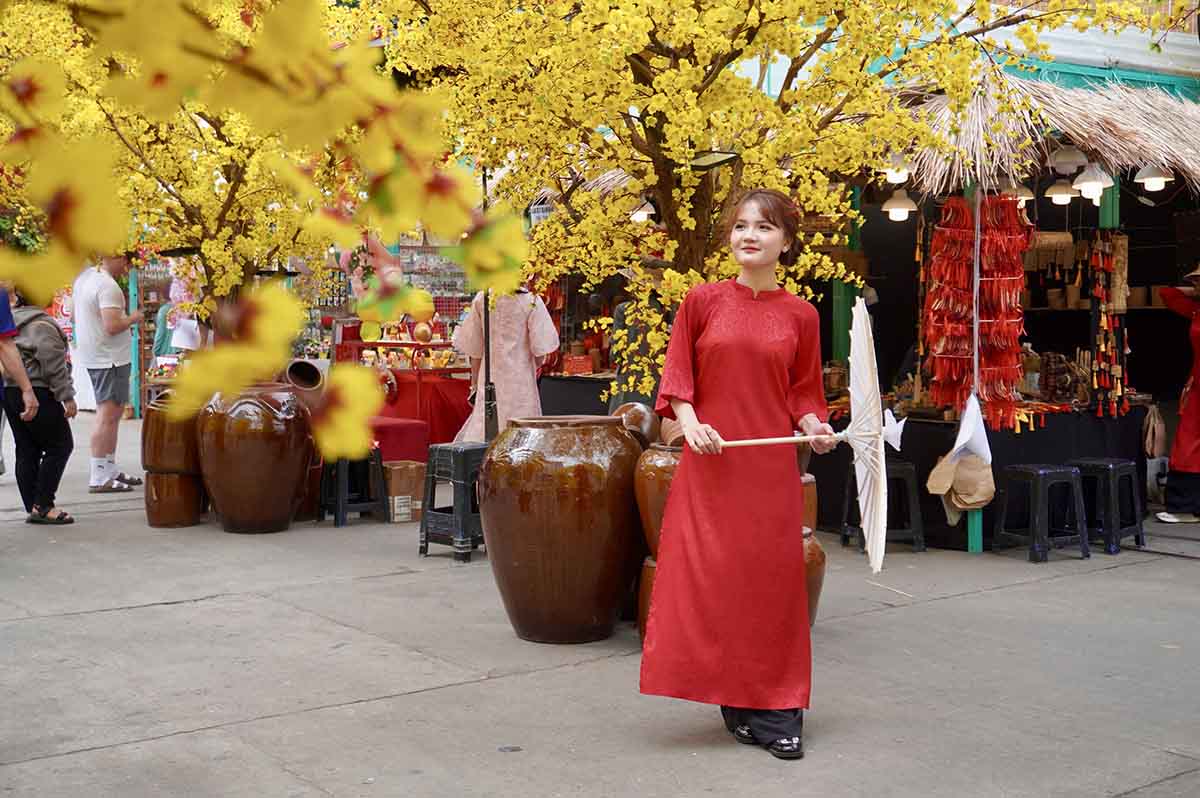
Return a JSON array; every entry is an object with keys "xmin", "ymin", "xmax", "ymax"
[{"xmin": 3, "ymin": 288, "xmax": 77, "ymax": 524}]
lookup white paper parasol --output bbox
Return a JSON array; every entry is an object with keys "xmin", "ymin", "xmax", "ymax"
[{"xmin": 723, "ymin": 298, "xmax": 899, "ymax": 573}]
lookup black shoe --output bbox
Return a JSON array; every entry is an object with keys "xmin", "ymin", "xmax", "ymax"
[
  {"xmin": 766, "ymin": 736, "xmax": 804, "ymax": 760},
  {"xmin": 732, "ymin": 724, "xmax": 757, "ymax": 745}
]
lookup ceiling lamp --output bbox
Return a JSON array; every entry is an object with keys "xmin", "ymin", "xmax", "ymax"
[
  {"xmin": 1134, "ymin": 164, "xmax": 1174, "ymax": 193},
  {"xmin": 882, "ymin": 153, "xmax": 912, "ymax": 184},
  {"xmin": 882, "ymin": 188, "xmax": 918, "ymax": 221},
  {"xmin": 1045, "ymin": 179, "xmax": 1078, "ymax": 206},
  {"xmin": 1000, "ymin": 180, "xmax": 1036, "ymax": 208},
  {"xmin": 1052, "ymin": 145, "xmax": 1088, "ymax": 175},
  {"xmin": 630, "ymin": 202, "xmax": 654, "ymax": 223},
  {"xmin": 1073, "ymin": 163, "xmax": 1107, "ymax": 197}
]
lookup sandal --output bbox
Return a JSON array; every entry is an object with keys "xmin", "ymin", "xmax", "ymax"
[
  {"xmin": 27, "ymin": 506, "xmax": 75, "ymax": 525},
  {"xmin": 112, "ymin": 471, "xmax": 143, "ymax": 486},
  {"xmin": 89, "ymin": 478, "xmax": 134, "ymax": 494}
]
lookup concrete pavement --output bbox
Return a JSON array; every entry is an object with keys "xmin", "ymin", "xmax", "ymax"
[{"xmin": 2, "ymin": 412, "xmax": 1199, "ymax": 797}]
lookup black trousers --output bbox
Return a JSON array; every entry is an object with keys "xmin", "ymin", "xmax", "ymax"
[
  {"xmin": 3, "ymin": 387, "xmax": 73, "ymax": 512},
  {"xmin": 1165, "ymin": 470, "xmax": 1200, "ymax": 514},
  {"xmin": 721, "ymin": 706, "xmax": 804, "ymax": 743}
]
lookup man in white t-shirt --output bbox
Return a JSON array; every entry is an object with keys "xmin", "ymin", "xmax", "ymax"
[{"xmin": 74, "ymin": 256, "xmax": 143, "ymax": 492}]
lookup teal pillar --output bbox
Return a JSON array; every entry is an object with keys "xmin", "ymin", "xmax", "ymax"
[
  {"xmin": 832, "ymin": 187, "xmax": 862, "ymax": 363},
  {"xmin": 1099, "ymin": 180, "xmax": 1120, "ymax": 229},
  {"xmin": 129, "ymin": 267, "xmax": 141, "ymax": 418}
]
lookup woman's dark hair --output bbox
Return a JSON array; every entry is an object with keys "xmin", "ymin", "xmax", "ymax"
[
  {"xmin": 9, "ymin": 287, "xmax": 28, "ymax": 307},
  {"xmin": 730, "ymin": 188, "xmax": 802, "ymax": 266}
]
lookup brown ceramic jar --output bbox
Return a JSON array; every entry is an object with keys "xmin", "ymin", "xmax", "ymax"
[
  {"xmin": 611, "ymin": 402, "xmax": 660, "ymax": 450},
  {"xmin": 141, "ymin": 392, "xmax": 201, "ymax": 475},
  {"xmin": 637, "ymin": 556, "xmax": 656, "ymax": 642},
  {"xmin": 145, "ymin": 473, "xmax": 205, "ymax": 528},
  {"xmin": 479, "ymin": 415, "xmax": 642, "ymax": 643},
  {"xmin": 633, "ymin": 444, "xmax": 682, "ymax": 558},
  {"xmin": 197, "ymin": 384, "xmax": 314, "ymax": 534},
  {"xmin": 803, "ymin": 527, "xmax": 826, "ymax": 627}
]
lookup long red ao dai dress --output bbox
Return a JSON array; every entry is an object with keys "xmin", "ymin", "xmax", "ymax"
[
  {"xmin": 1159, "ymin": 287, "xmax": 1200, "ymax": 512},
  {"xmin": 640, "ymin": 279, "xmax": 827, "ymax": 710}
]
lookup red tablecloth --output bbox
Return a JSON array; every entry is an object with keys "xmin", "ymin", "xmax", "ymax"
[
  {"xmin": 370, "ymin": 417, "xmax": 430, "ymax": 462},
  {"xmin": 379, "ymin": 370, "xmax": 471, "ymax": 444}
]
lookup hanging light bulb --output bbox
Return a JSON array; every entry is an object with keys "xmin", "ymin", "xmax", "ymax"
[
  {"xmin": 881, "ymin": 153, "xmax": 911, "ymax": 184},
  {"xmin": 630, "ymin": 201, "xmax": 654, "ymax": 223},
  {"xmin": 1073, "ymin": 163, "xmax": 1107, "ymax": 196},
  {"xmin": 882, "ymin": 188, "xmax": 918, "ymax": 221},
  {"xmin": 1045, "ymin": 179, "xmax": 1078, "ymax": 206},
  {"xmin": 1000, "ymin": 179, "xmax": 1036, "ymax": 208},
  {"xmin": 1052, "ymin": 145, "xmax": 1088, "ymax": 175},
  {"xmin": 1134, "ymin": 164, "xmax": 1173, "ymax": 193}
]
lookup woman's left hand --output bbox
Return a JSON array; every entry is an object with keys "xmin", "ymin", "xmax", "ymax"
[
  {"xmin": 800, "ymin": 415, "xmax": 837, "ymax": 454},
  {"xmin": 63, "ymin": 399, "xmax": 77, "ymax": 419}
]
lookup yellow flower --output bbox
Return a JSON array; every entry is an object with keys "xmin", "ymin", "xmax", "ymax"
[
  {"xmin": 443, "ymin": 210, "xmax": 527, "ymax": 295},
  {"xmin": 25, "ymin": 138, "xmax": 129, "ymax": 258},
  {"xmin": 311, "ymin": 364, "xmax": 385, "ymax": 461},
  {"xmin": 0, "ymin": 58, "xmax": 67, "ymax": 124},
  {"xmin": 0, "ymin": 242, "xmax": 84, "ymax": 306},
  {"xmin": 303, "ymin": 208, "xmax": 362, "ymax": 249},
  {"xmin": 365, "ymin": 162, "xmax": 475, "ymax": 241},
  {"xmin": 238, "ymin": 280, "xmax": 306, "ymax": 354},
  {"xmin": 165, "ymin": 343, "xmax": 285, "ymax": 421},
  {"xmin": 354, "ymin": 274, "xmax": 436, "ymax": 324}
]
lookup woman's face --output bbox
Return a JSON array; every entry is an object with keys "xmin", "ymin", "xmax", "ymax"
[{"xmin": 730, "ymin": 200, "xmax": 790, "ymax": 270}]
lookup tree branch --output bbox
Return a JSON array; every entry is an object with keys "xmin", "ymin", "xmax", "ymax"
[{"xmin": 778, "ymin": 20, "xmax": 840, "ymax": 111}]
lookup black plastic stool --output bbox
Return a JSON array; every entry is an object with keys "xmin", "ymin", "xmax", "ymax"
[
  {"xmin": 994, "ymin": 465, "xmax": 1090, "ymax": 563},
  {"xmin": 841, "ymin": 458, "xmax": 926, "ymax": 553},
  {"xmin": 419, "ymin": 442, "xmax": 487, "ymax": 562},
  {"xmin": 1068, "ymin": 458, "xmax": 1146, "ymax": 554},
  {"xmin": 318, "ymin": 449, "xmax": 389, "ymax": 528}
]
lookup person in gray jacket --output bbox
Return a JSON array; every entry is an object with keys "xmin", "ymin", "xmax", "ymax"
[{"xmin": 3, "ymin": 288, "xmax": 76, "ymax": 524}]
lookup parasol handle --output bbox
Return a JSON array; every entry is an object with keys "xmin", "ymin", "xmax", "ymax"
[{"xmin": 721, "ymin": 431, "xmax": 847, "ymax": 450}]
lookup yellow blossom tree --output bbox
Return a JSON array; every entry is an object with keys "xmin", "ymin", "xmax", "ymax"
[
  {"xmin": 341, "ymin": 0, "xmax": 1180, "ymax": 396},
  {"xmin": 0, "ymin": 0, "xmax": 527, "ymax": 458}
]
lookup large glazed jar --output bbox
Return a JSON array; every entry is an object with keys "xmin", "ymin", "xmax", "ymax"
[
  {"xmin": 142, "ymin": 391, "xmax": 205, "ymax": 528},
  {"xmin": 633, "ymin": 444, "xmax": 682, "ymax": 558},
  {"xmin": 145, "ymin": 473, "xmax": 205, "ymax": 528},
  {"xmin": 142, "ymin": 392, "xmax": 201, "ymax": 475},
  {"xmin": 479, "ymin": 415, "xmax": 642, "ymax": 643},
  {"xmin": 197, "ymin": 384, "xmax": 314, "ymax": 534}
]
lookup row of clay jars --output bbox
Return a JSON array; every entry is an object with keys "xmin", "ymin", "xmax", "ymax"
[
  {"xmin": 142, "ymin": 393, "xmax": 206, "ymax": 528},
  {"xmin": 141, "ymin": 361, "xmax": 323, "ymax": 533},
  {"xmin": 632, "ymin": 439, "xmax": 826, "ymax": 639}
]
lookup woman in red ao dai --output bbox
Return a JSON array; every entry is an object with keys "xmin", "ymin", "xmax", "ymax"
[{"xmin": 640, "ymin": 189, "xmax": 835, "ymax": 760}]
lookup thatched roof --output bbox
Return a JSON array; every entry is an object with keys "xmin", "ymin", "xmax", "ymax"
[
  {"xmin": 909, "ymin": 73, "xmax": 1200, "ymax": 195},
  {"xmin": 529, "ymin": 73, "xmax": 1200, "ymax": 205},
  {"xmin": 530, "ymin": 168, "xmax": 631, "ymax": 206}
]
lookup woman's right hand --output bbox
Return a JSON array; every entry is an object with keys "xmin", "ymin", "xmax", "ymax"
[{"xmin": 682, "ymin": 420, "xmax": 724, "ymax": 455}]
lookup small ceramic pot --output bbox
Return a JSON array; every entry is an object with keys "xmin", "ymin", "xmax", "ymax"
[
  {"xmin": 638, "ymin": 556, "xmax": 656, "ymax": 642},
  {"xmin": 803, "ymin": 527, "xmax": 826, "ymax": 627},
  {"xmin": 612, "ymin": 401, "xmax": 660, "ymax": 450},
  {"xmin": 659, "ymin": 417, "xmax": 685, "ymax": 447}
]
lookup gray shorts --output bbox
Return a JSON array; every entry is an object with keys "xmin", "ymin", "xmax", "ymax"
[{"xmin": 88, "ymin": 364, "xmax": 132, "ymax": 405}]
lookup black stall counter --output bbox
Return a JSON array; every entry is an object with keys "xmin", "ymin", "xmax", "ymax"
[
  {"xmin": 807, "ymin": 406, "xmax": 1148, "ymax": 550},
  {"xmin": 538, "ymin": 374, "xmax": 613, "ymax": 416}
]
